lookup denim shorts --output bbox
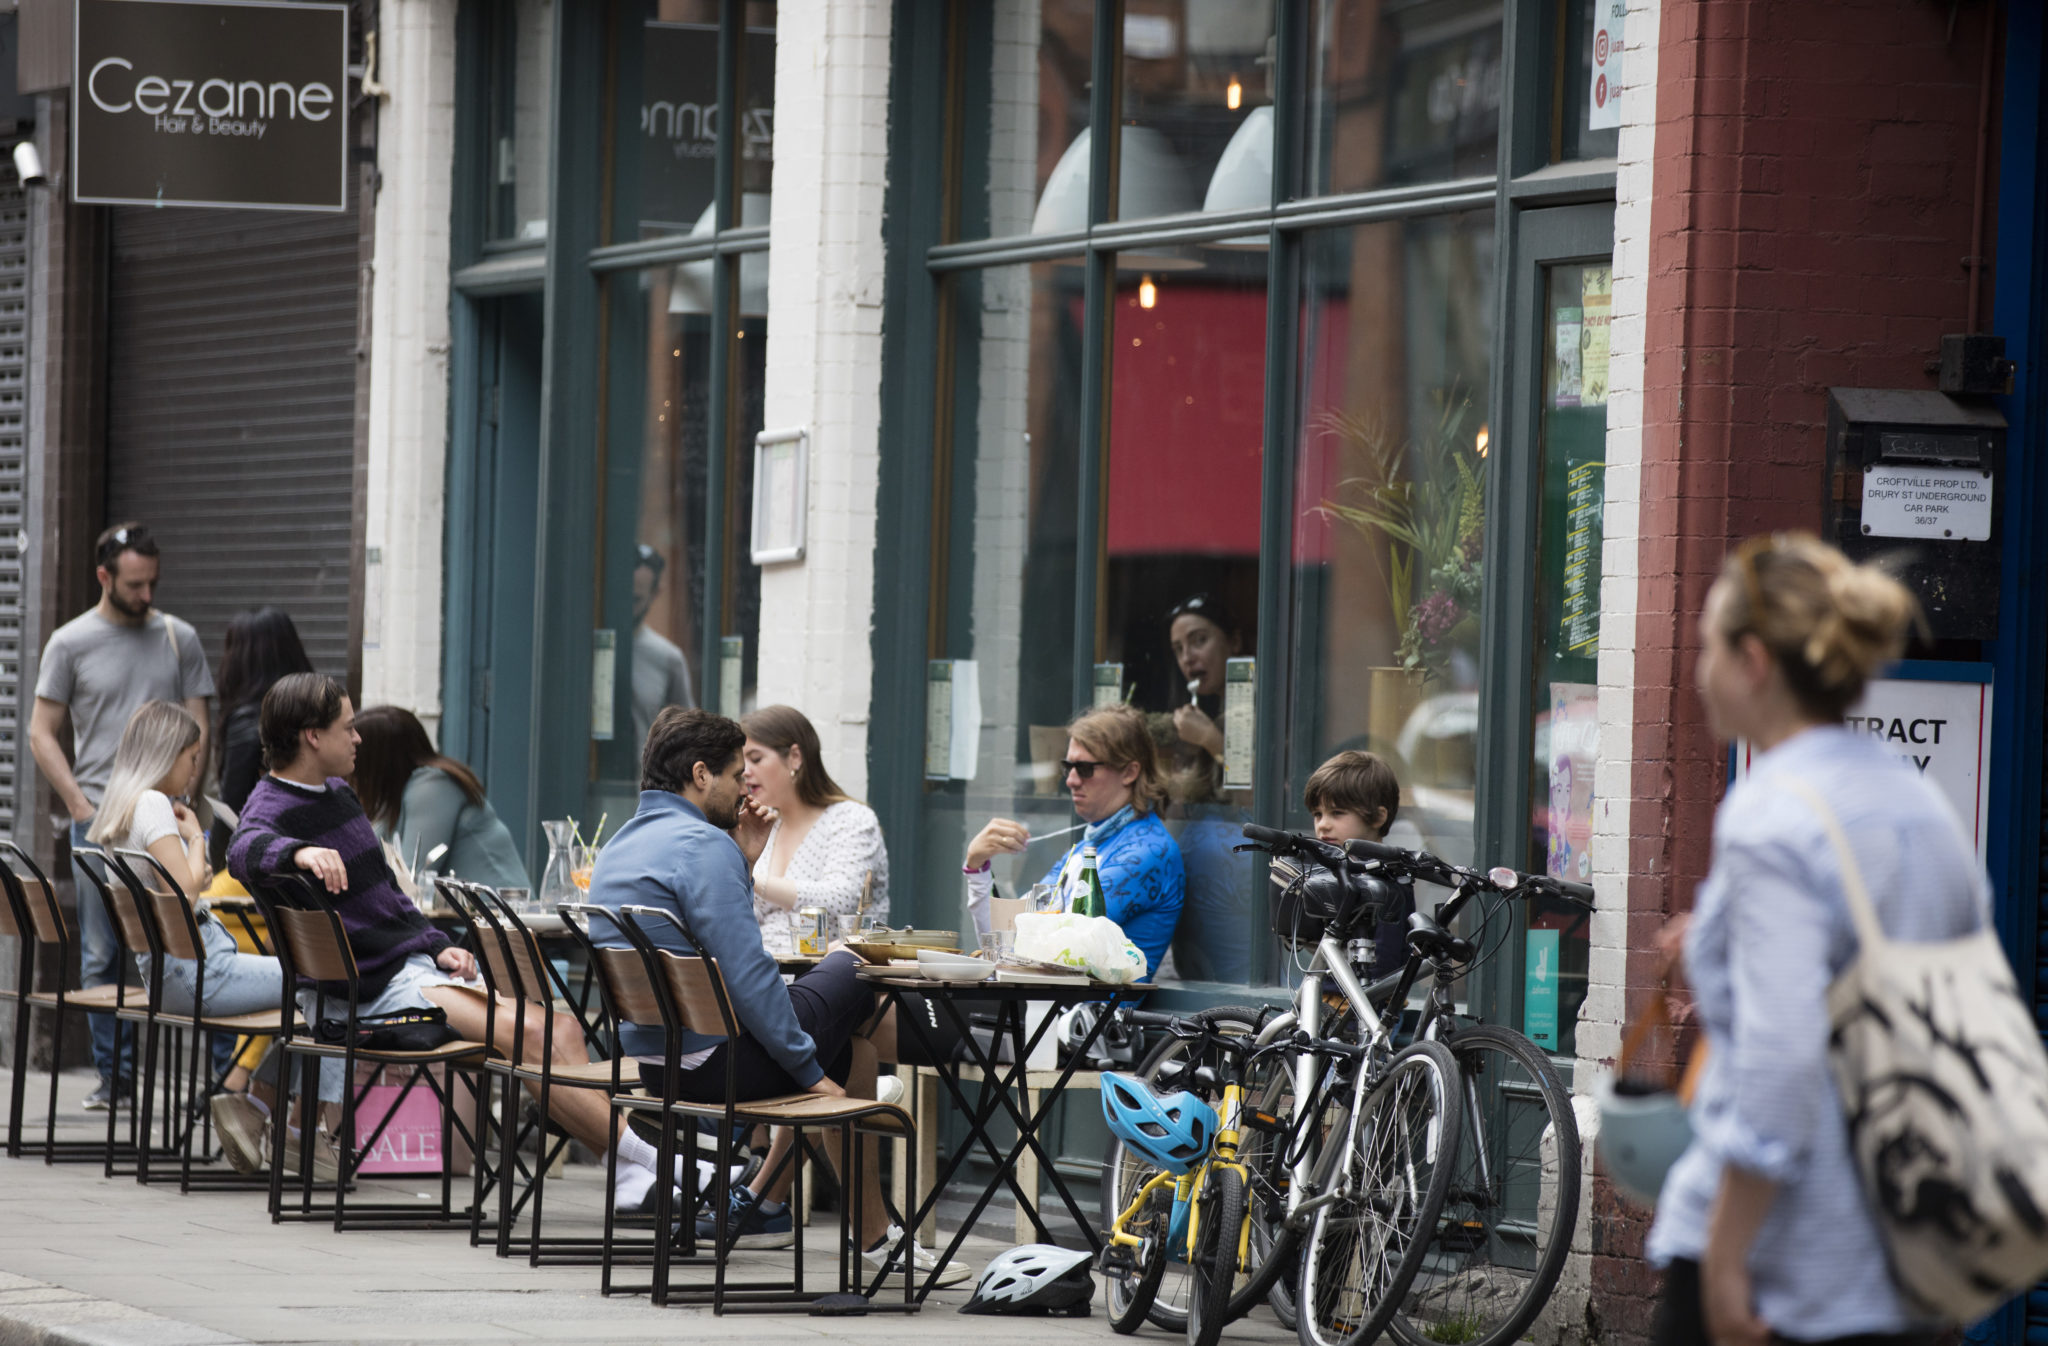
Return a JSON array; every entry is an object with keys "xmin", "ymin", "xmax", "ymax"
[{"xmin": 293, "ymin": 953, "xmax": 485, "ymax": 1102}]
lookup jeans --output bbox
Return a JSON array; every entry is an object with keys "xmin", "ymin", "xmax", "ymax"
[
  {"xmin": 71, "ymin": 819, "xmax": 135, "ymax": 1086},
  {"xmin": 141, "ymin": 916, "xmax": 283, "ymax": 1082}
]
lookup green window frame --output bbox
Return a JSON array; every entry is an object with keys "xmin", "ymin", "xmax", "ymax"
[
  {"xmin": 444, "ymin": 0, "xmax": 774, "ymax": 865},
  {"xmin": 873, "ymin": 0, "xmax": 1621, "ymax": 1020}
]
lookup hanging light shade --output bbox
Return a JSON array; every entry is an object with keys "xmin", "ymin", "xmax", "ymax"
[
  {"xmin": 1031, "ymin": 125, "xmax": 1202, "ymax": 269},
  {"xmin": 1201, "ymin": 105, "xmax": 1273, "ymax": 249},
  {"xmin": 668, "ymin": 192, "xmax": 772, "ymax": 317}
]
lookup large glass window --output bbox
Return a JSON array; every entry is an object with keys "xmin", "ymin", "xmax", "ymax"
[
  {"xmin": 485, "ymin": 0, "xmax": 556, "ymax": 242},
  {"xmin": 580, "ymin": 2, "xmax": 775, "ymax": 829},
  {"xmin": 1118, "ymin": 1, "xmax": 1277, "ymax": 224},
  {"xmin": 1305, "ymin": 0, "xmax": 1502, "ymax": 197},
  {"xmin": 1556, "ymin": 0, "xmax": 1622, "ymax": 163},
  {"xmin": 901, "ymin": 0, "xmax": 1603, "ymax": 1007},
  {"xmin": 1525, "ymin": 257, "xmax": 1610, "ymax": 1057},
  {"xmin": 966, "ymin": 0, "xmax": 1095, "ymax": 240},
  {"xmin": 919, "ymin": 260, "xmax": 1087, "ymax": 918},
  {"xmin": 1288, "ymin": 212, "xmax": 1495, "ymax": 866},
  {"xmin": 619, "ymin": 0, "xmax": 775, "ymax": 243},
  {"xmin": 1103, "ymin": 253, "xmax": 1267, "ymax": 982}
]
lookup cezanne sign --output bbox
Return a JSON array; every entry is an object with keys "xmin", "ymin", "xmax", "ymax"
[{"xmin": 74, "ymin": 0, "xmax": 348, "ymax": 212}]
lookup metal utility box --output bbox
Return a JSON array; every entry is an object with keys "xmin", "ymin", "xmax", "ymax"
[{"xmin": 1824, "ymin": 388, "xmax": 2006, "ymax": 641}]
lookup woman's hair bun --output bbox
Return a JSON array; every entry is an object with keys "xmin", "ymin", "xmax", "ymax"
[{"xmin": 1722, "ymin": 533, "xmax": 1923, "ymax": 720}]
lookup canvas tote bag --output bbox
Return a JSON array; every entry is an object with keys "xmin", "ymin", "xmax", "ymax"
[{"xmin": 1790, "ymin": 781, "xmax": 2048, "ymax": 1323}]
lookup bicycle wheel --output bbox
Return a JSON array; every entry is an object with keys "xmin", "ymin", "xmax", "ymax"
[
  {"xmin": 1101, "ymin": 1006, "xmax": 1263, "ymax": 1332},
  {"xmin": 1296, "ymin": 1039, "xmax": 1463, "ymax": 1346},
  {"xmin": 1107, "ymin": 1201, "xmax": 1170, "ymax": 1335},
  {"xmin": 1228, "ymin": 1013, "xmax": 1304, "ymax": 1323},
  {"xmin": 1188, "ymin": 1165, "xmax": 1247, "ymax": 1346},
  {"xmin": 1388, "ymin": 1025, "xmax": 1580, "ymax": 1346}
]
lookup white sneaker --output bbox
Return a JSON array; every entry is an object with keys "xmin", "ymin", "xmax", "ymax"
[
  {"xmin": 875, "ymin": 1074, "xmax": 906, "ymax": 1107},
  {"xmin": 863, "ymin": 1224, "xmax": 973, "ymax": 1289},
  {"xmin": 209, "ymin": 1092, "xmax": 267, "ymax": 1175}
]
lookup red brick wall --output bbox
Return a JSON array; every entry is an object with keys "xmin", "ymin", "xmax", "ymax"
[{"xmin": 1595, "ymin": 1, "xmax": 2000, "ymax": 1339}]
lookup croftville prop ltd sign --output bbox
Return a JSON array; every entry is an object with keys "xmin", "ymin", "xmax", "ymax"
[{"xmin": 74, "ymin": 0, "xmax": 349, "ymax": 211}]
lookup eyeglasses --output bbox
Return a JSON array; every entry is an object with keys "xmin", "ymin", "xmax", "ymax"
[{"xmin": 1059, "ymin": 758, "xmax": 1103, "ymax": 780}]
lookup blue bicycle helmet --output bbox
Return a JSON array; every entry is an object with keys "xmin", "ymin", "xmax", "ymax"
[{"xmin": 1101, "ymin": 1072, "xmax": 1218, "ymax": 1175}]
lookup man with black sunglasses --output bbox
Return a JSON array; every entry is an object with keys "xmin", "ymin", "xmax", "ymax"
[{"xmin": 961, "ymin": 704, "xmax": 1184, "ymax": 981}]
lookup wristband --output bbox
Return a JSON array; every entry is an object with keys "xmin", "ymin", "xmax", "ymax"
[{"xmin": 963, "ymin": 860, "xmax": 991, "ymax": 876}]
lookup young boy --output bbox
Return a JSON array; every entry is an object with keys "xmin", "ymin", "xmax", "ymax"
[{"xmin": 1303, "ymin": 750, "xmax": 1414, "ymax": 977}]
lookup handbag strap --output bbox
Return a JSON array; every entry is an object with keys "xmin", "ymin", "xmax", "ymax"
[{"xmin": 1784, "ymin": 779, "xmax": 1887, "ymax": 953}]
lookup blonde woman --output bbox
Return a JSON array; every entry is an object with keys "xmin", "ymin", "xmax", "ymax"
[
  {"xmin": 1647, "ymin": 535, "xmax": 1983, "ymax": 1346},
  {"xmin": 739, "ymin": 705, "xmax": 889, "ymax": 955},
  {"xmin": 89, "ymin": 700, "xmax": 281, "ymax": 1172},
  {"xmin": 964, "ymin": 703, "xmax": 1185, "ymax": 979}
]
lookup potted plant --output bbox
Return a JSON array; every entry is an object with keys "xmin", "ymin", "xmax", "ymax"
[{"xmin": 1315, "ymin": 390, "xmax": 1486, "ymax": 685}]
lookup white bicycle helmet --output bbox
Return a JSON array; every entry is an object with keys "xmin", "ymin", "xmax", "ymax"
[
  {"xmin": 1596, "ymin": 1074, "xmax": 1694, "ymax": 1207},
  {"xmin": 958, "ymin": 1243, "xmax": 1095, "ymax": 1316}
]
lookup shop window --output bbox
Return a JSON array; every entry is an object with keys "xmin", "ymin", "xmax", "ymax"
[
  {"xmin": 1525, "ymin": 258, "xmax": 1610, "ymax": 1058},
  {"xmin": 485, "ymin": 0, "xmax": 556, "ymax": 242},
  {"xmin": 1116, "ymin": 0, "xmax": 1278, "ymax": 225},
  {"xmin": 618, "ymin": 0, "xmax": 775, "ymax": 243},
  {"xmin": 917, "ymin": 260, "xmax": 1086, "ymax": 918},
  {"xmin": 1287, "ymin": 211, "xmax": 1495, "ymax": 872},
  {"xmin": 586, "ymin": 268, "xmax": 717, "ymax": 825},
  {"xmin": 960, "ymin": 0, "xmax": 1095, "ymax": 240},
  {"xmin": 724, "ymin": 252, "xmax": 769, "ymax": 710},
  {"xmin": 1554, "ymin": 0, "xmax": 1622, "ymax": 163},
  {"xmin": 1101, "ymin": 252, "xmax": 1267, "ymax": 983},
  {"xmin": 1304, "ymin": 0, "xmax": 1502, "ymax": 198}
]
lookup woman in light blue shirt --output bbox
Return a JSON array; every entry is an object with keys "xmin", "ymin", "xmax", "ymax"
[
  {"xmin": 1648, "ymin": 534, "xmax": 1982, "ymax": 1346},
  {"xmin": 351, "ymin": 705, "xmax": 532, "ymax": 892}
]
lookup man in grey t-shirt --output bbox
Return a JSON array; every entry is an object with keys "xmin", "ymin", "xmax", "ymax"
[{"xmin": 29, "ymin": 523, "xmax": 215, "ymax": 1110}]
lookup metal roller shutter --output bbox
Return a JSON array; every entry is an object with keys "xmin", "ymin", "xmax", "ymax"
[
  {"xmin": 0, "ymin": 161, "xmax": 26, "ymax": 833},
  {"xmin": 103, "ymin": 195, "xmax": 360, "ymax": 679}
]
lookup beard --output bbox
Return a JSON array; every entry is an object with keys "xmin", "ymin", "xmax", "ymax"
[
  {"xmin": 704, "ymin": 792, "xmax": 742, "ymax": 831},
  {"xmin": 106, "ymin": 589, "xmax": 151, "ymax": 620}
]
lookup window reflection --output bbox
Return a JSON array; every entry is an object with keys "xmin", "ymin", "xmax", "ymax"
[
  {"xmin": 725, "ymin": 254, "xmax": 768, "ymax": 712},
  {"xmin": 1557, "ymin": 0, "xmax": 1622, "ymax": 162},
  {"xmin": 1306, "ymin": 0, "xmax": 1502, "ymax": 197},
  {"xmin": 1527, "ymin": 259, "xmax": 1610, "ymax": 1057},
  {"xmin": 487, "ymin": 0, "xmax": 555, "ymax": 242},
  {"xmin": 962, "ymin": 0, "xmax": 1094, "ymax": 239},
  {"xmin": 1103, "ymin": 253, "xmax": 1266, "ymax": 983},
  {"xmin": 1118, "ymin": 0, "xmax": 1278, "ymax": 224},
  {"xmin": 590, "ymin": 268, "xmax": 715, "ymax": 831},
  {"xmin": 920, "ymin": 261, "xmax": 1084, "ymax": 908},
  {"xmin": 1289, "ymin": 213, "xmax": 1494, "ymax": 870},
  {"xmin": 619, "ymin": 0, "xmax": 775, "ymax": 242}
]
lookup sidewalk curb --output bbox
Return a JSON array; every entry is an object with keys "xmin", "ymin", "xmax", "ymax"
[{"xmin": 0, "ymin": 1274, "xmax": 250, "ymax": 1346}]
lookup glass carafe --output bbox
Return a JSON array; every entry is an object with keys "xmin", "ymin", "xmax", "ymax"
[{"xmin": 539, "ymin": 819, "xmax": 579, "ymax": 912}]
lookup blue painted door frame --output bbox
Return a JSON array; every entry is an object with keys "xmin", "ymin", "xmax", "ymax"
[{"xmin": 1977, "ymin": 6, "xmax": 2044, "ymax": 1346}]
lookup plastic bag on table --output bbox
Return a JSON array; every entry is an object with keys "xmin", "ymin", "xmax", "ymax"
[{"xmin": 1011, "ymin": 912, "xmax": 1149, "ymax": 984}]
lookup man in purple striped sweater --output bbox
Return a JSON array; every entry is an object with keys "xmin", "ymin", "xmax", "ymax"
[{"xmin": 230, "ymin": 673, "xmax": 691, "ymax": 1208}]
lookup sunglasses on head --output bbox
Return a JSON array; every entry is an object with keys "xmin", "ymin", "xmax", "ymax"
[{"xmin": 1059, "ymin": 758, "xmax": 1104, "ymax": 780}]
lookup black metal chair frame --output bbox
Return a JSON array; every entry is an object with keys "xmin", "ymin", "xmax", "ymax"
[
  {"xmin": 437, "ymin": 878, "xmax": 660, "ymax": 1268},
  {"xmin": 245, "ymin": 871, "xmax": 490, "ymax": 1231},
  {"xmin": 67, "ymin": 846, "xmax": 183, "ymax": 1178},
  {"xmin": 108, "ymin": 846, "xmax": 289, "ymax": 1193},
  {"xmin": 606, "ymin": 902, "xmax": 919, "ymax": 1315},
  {"xmin": 0, "ymin": 840, "xmax": 146, "ymax": 1165}
]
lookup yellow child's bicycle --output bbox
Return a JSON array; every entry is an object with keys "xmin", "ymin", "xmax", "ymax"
[{"xmin": 1099, "ymin": 1010, "xmax": 1308, "ymax": 1346}]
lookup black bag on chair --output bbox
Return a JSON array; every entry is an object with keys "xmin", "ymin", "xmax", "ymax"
[{"xmin": 314, "ymin": 1006, "xmax": 458, "ymax": 1053}]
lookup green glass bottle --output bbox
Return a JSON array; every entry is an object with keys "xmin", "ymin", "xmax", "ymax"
[{"xmin": 1072, "ymin": 845, "xmax": 1107, "ymax": 918}]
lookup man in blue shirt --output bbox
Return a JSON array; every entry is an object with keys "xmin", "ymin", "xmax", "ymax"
[{"xmin": 588, "ymin": 708, "xmax": 968, "ymax": 1286}]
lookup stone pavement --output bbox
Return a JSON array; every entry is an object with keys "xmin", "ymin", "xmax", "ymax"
[{"xmin": 0, "ymin": 1068, "xmax": 1296, "ymax": 1346}]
